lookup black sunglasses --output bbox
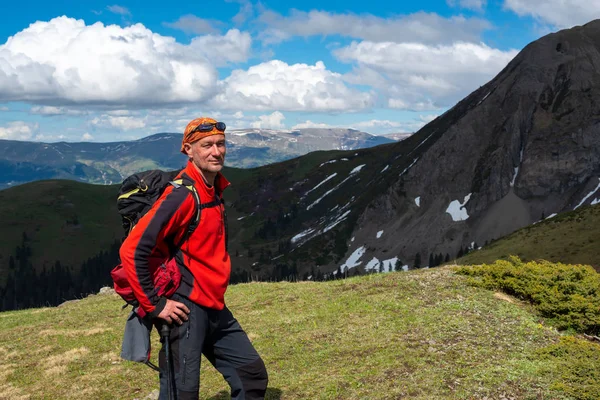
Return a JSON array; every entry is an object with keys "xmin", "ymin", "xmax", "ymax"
[{"xmin": 191, "ymin": 121, "xmax": 226, "ymax": 133}]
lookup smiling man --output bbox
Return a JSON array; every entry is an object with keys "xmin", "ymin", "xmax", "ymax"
[{"xmin": 119, "ymin": 117, "xmax": 268, "ymax": 400}]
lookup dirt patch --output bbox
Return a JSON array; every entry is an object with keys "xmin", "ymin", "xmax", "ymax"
[
  {"xmin": 39, "ymin": 327, "xmax": 112, "ymax": 337},
  {"xmin": 42, "ymin": 347, "xmax": 89, "ymax": 375},
  {"xmin": 494, "ymin": 292, "xmax": 516, "ymax": 304}
]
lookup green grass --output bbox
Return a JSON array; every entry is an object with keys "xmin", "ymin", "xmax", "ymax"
[
  {"xmin": 458, "ymin": 204, "xmax": 600, "ymax": 271},
  {"xmin": 1, "ymin": 266, "xmax": 598, "ymax": 399},
  {"xmin": 0, "ymin": 180, "xmax": 123, "ymax": 281}
]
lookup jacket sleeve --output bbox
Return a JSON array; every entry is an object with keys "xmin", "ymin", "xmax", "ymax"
[{"xmin": 119, "ymin": 185, "xmax": 195, "ymax": 318}]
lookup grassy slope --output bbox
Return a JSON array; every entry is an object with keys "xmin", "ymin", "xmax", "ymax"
[
  {"xmin": 1, "ymin": 267, "xmax": 597, "ymax": 400},
  {"xmin": 458, "ymin": 204, "xmax": 600, "ymax": 271},
  {"xmin": 0, "ymin": 180, "xmax": 122, "ymax": 278}
]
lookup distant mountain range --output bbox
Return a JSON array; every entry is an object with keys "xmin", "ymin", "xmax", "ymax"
[{"xmin": 0, "ymin": 128, "xmax": 397, "ymax": 189}]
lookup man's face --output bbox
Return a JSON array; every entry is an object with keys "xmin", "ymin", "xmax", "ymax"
[{"xmin": 185, "ymin": 134, "xmax": 226, "ymax": 175}]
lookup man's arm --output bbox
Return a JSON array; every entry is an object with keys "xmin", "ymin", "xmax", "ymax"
[{"xmin": 119, "ymin": 185, "xmax": 194, "ymax": 319}]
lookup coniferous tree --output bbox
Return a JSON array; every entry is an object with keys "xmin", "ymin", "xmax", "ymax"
[{"xmin": 413, "ymin": 252, "xmax": 422, "ymax": 269}]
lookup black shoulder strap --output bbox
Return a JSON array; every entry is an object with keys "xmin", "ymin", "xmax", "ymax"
[{"xmin": 170, "ymin": 177, "xmax": 201, "ymax": 252}]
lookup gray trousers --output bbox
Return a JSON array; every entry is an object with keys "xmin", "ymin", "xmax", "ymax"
[{"xmin": 157, "ymin": 294, "xmax": 268, "ymax": 400}]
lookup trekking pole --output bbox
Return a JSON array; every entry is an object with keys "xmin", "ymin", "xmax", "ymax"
[{"xmin": 160, "ymin": 324, "xmax": 177, "ymax": 400}]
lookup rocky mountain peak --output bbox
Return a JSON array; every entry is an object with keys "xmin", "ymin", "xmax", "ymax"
[{"xmin": 348, "ymin": 20, "xmax": 600, "ymax": 269}]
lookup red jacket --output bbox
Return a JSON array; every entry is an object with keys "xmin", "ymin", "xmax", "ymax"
[{"xmin": 119, "ymin": 160, "xmax": 231, "ymax": 318}]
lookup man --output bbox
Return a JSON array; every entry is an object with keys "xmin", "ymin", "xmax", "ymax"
[{"xmin": 119, "ymin": 117, "xmax": 268, "ymax": 400}]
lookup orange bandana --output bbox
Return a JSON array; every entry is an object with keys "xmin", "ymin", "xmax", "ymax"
[{"xmin": 181, "ymin": 117, "xmax": 226, "ymax": 154}]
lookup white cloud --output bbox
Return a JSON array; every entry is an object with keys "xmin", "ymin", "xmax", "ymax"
[
  {"xmin": 189, "ymin": 29, "xmax": 252, "ymax": 66},
  {"xmin": 251, "ymin": 111, "xmax": 285, "ymax": 129},
  {"xmin": 291, "ymin": 120, "xmax": 334, "ymax": 129},
  {"xmin": 30, "ymin": 106, "xmax": 87, "ymax": 116},
  {"xmin": 447, "ymin": 0, "xmax": 487, "ymax": 12},
  {"xmin": 0, "ymin": 106, "xmax": 9, "ymax": 111},
  {"xmin": 336, "ymin": 41, "xmax": 518, "ymax": 109},
  {"xmin": 106, "ymin": 109, "xmax": 131, "ymax": 116},
  {"xmin": 81, "ymin": 133, "xmax": 94, "ymax": 141},
  {"xmin": 91, "ymin": 115, "xmax": 147, "ymax": 131},
  {"xmin": 503, "ymin": 0, "xmax": 598, "ymax": 29},
  {"xmin": 0, "ymin": 17, "xmax": 246, "ymax": 106},
  {"xmin": 258, "ymin": 10, "xmax": 491, "ymax": 45},
  {"xmin": 228, "ymin": 0, "xmax": 254, "ymax": 25},
  {"xmin": 0, "ymin": 121, "xmax": 39, "ymax": 140},
  {"xmin": 164, "ymin": 15, "xmax": 221, "ymax": 34},
  {"xmin": 351, "ymin": 117, "xmax": 438, "ymax": 134},
  {"xmin": 215, "ymin": 60, "xmax": 375, "ymax": 112},
  {"xmin": 107, "ymin": 5, "xmax": 131, "ymax": 16}
]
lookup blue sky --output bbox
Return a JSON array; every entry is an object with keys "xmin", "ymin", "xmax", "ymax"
[{"xmin": 0, "ymin": 0, "xmax": 596, "ymax": 142}]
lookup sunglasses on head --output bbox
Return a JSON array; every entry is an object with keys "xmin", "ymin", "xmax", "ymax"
[{"xmin": 191, "ymin": 121, "xmax": 226, "ymax": 133}]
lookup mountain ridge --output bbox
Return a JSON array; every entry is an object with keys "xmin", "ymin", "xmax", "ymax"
[{"xmin": 0, "ymin": 128, "xmax": 395, "ymax": 189}]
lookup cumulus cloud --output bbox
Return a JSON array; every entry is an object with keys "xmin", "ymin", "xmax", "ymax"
[
  {"xmin": 336, "ymin": 41, "xmax": 518, "ymax": 109},
  {"xmin": 257, "ymin": 10, "xmax": 491, "ymax": 45},
  {"xmin": 0, "ymin": 121, "xmax": 39, "ymax": 140},
  {"xmin": 91, "ymin": 115, "xmax": 147, "ymax": 131},
  {"xmin": 503, "ymin": 0, "xmax": 598, "ymax": 29},
  {"xmin": 190, "ymin": 29, "xmax": 252, "ymax": 66},
  {"xmin": 215, "ymin": 60, "xmax": 375, "ymax": 112},
  {"xmin": 447, "ymin": 0, "xmax": 487, "ymax": 12},
  {"xmin": 164, "ymin": 15, "xmax": 221, "ymax": 34},
  {"xmin": 250, "ymin": 111, "xmax": 285, "ymax": 129},
  {"xmin": 82, "ymin": 133, "xmax": 94, "ymax": 141},
  {"xmin": 0, "ymin": 17, "xmax": 252, "ymax": 107}
]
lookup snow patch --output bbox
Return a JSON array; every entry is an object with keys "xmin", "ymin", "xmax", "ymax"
[
  {"xmin": 401, "ymin": 265, "xmax": 409, "ymax": 272},
  {"xmin": 319, "ymin": 159, "xmax": 337, "ymax": 167},
  {"xmin": 306, "ymin": 167, "xmax": 362, "ymax": 210},
  {"xmin": 415, "ymin": 196, "xmax": 420, "ymax": 207},
  {"xmin": 365, "ymin": 257, "xmax": 380, "ymax": 272},
  {"xmin": 376, "ymin": 230, "xmax": 384, "ymax": 239},
  {"xmin": 304, "ymin": 173, "xmax": 337, "ymax": 196},
  {"xmin": 340, "ymin": 246, "xmax": 366, "ymax": 270},
  {"xmin": 291, "ymin": 228, "xmax": 316, "ymax": 244},
  {"xmin": 324, "ymin": 210, "xmax": 351, "ymax": 233},
  {"xmin": 574, "ymin": 177, "xmax": 600, "ymax": 209},
  {"xmin": 592, "ymin": 198, "xmax": 600, "ymax": 205},
  {"xmin": 382, "ymin": 257, "xmax": 398, "ymax": 272},
  {"xmin": 446, "ymin": 193, "xmax": 472, "ymax": 222},
  {"xmin": 400, "ymin": 158, "xmax": 419, "ymax": 177},
  {"xmin": 350, "ymin": 164, "xmax": 366, "ymax": 174},
  {"xmin": 510, "ymin": 166, "xmax": 519, "ymax": 187},
  {"xmin": 381, "ymin": 165, "xmax": 389, "ymax": 173},
  {"xmin": 545, "ymin": 213, "xmax": 557, "ymax": 219},
  {"xmin": 476, "ymin": 91, "xmax": 491, "ymax": 106}
]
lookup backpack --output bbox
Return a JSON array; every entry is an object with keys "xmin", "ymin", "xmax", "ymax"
[{"xmin": 110, "ymin": 169, "xmax": 201, "ymax": 318}]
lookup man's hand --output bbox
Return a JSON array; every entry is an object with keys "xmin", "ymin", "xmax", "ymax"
[{"xmin": 157, "ymin": 299, "xmax": 190, "ymax": 325}]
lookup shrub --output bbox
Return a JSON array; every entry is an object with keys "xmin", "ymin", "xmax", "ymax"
[
  {"xmin": 456, "ymin": 256, "xmax": 600, "ymax": 334},
  {"xmin": 536, "ymin": 336, "xmax": 600, "ymax": 400}
]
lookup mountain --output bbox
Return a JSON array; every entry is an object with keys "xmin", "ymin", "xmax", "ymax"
[
  {"xmin": 0, "ymin": 128, "xmax": 394, "ymax": 189},
  {"xmin": 345, "ymin": 19, "xmax": 600, "ymax": 271},
  {"xmin": 2, "ymin": 21, "xmax": 600, "ymax": 308}
]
